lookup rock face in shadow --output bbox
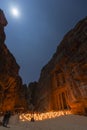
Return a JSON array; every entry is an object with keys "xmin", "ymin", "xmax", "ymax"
[
  {"xmin": 0, "ymin": 9, "xmax": 27, "ymax": 112},
  {"xmin": 28, "ymin": 82, "xmax": 38, "ymax": 111},
  {"xmin": 34, "ymin": 17, "xmax": 87, "ymax": 115}
]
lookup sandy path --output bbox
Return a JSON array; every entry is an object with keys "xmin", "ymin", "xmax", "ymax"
[{"xmin": 0, "ymin": 115, "xmax": 87, "ymax": 130}]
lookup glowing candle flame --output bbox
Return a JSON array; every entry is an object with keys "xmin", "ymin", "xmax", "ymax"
[{"xmin": 19, "ymin": 110, "xmax": 72, "ymax": 121}]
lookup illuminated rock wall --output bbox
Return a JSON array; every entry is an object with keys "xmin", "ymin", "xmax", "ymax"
[
  {"xmin": 35, "ymin": 17, "xmax": 87, "ymax": 115},
  {"xmin": 0, "ymin": 40, "xmax": 22, "ymax": 112},
  {"xmin": 0, "ymin": 9, "xmax": 27, "ymax": 112}
]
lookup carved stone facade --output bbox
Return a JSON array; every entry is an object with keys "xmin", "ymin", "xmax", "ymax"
[{"xmin": 34, "ymin": 17, "xmax": 87, "ymax": 115}]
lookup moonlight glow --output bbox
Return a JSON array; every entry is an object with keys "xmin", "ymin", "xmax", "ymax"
[{"xmin": 11, "ymin": 7, "xmax": 20, "ymax": 17}]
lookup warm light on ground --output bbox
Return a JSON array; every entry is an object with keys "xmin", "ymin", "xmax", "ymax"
[{"xmin": 19, "ymin": 110, "xmax": 72, "ymax": 121}]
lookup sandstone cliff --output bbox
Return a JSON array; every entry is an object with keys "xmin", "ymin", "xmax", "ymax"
[
  {"xmin": 33, "ymin": 17, "xmax": 87, "ymax": 115},
  {"xmin": 0, "ymin": 9, "xmax": 27, "ymax": 112},
  {"xmin": 0, "ymin": 43, "xmax": 28, "ymax": 112}
]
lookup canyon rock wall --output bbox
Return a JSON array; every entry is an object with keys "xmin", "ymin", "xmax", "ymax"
[
  {"xmin": 0, "ymin": 9, "xmax": 27, "ymax": 112},
  {"xmin": 34, "ymin": 17, "xmax": 87, "ymax": 115}
]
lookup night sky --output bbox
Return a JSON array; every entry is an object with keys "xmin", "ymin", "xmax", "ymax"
[{"xmin": 0, "ymin": 0, "xmax": 87, "ymax": 85}]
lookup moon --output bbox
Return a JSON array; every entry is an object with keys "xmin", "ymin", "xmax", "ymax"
[{"xmin": 11, "ymin": 7, "xmax": 20, "ymax": 18}]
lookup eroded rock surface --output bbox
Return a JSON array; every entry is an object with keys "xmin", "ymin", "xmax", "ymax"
[
  {"xmin": 0, "ymin": 9, "xmax": 27, "ymax": 112},
  {"xmin": 34, "ymin": 17, "xmax": 87, "ymax": 115}
]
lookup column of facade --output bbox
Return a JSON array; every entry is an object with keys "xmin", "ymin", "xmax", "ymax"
[
  {"xmin": 61, "ymin": 93, "xmax": 64, "ymax": 110},
  {"xmin": 57, "ymin": 94, "xmax": 61, "ymax": 110},
  {"xmin": 58, "ymin": 94, "xmax": 62, "ymax": 110},
  {"xmin": 52, "ymin": 72, "xmax": 59, "ymax": 110},
  {"xmin": 54, "ymin": 94, "xmax": 57, "ymax": 109},
  {"xmin": 65, "ymin": 91, "xmax": 70, "ymax": 110},
  {"xmin": 51, "ymin": 72, "xmax": 57, "ymax": 109},
  {"xmin": 56, "ymin": 94, "xmax": 59, "ymax": 109}
]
